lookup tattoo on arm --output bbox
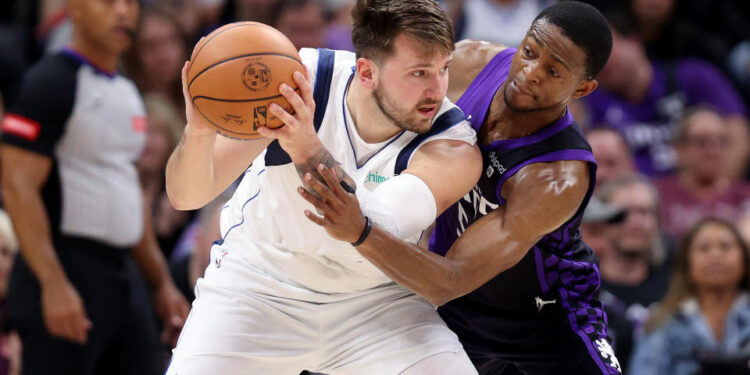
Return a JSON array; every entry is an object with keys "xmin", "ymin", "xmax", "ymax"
[{"xmin": 294, "ymin": 147, "xmax": 356, "ymax": 193}]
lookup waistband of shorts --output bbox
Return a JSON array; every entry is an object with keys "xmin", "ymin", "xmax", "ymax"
[{"xmin": 54, "ymin": 235, "xmax": 131, "ymax": 266}]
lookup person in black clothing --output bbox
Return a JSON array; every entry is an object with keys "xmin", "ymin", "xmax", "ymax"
[{"xmin": 0, "ymin": 0, "xmax": 189, "ymax": 374}]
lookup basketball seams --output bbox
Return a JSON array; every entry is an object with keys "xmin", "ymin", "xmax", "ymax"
[
  {"xmin": 192, "ymin": 87, "xmax": 300, "ymax": 102},
  {"xmin": 187, "ymin": 52, "xmax": 304, "ymax": 91},
  {"xmin": 187, "ymin": 22, "xmax": 275, "ymax": 79}
]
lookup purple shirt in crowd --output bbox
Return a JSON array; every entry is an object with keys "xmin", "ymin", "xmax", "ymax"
[{"xmin": 585, "ymin": 59, "xmax": 747, "ymax": 176}]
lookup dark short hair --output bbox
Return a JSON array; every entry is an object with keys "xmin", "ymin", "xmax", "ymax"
[
  {"xmin": 533, "ymin": 1, "xmax": 613, "ymax": 79},
  {"xmin": 351, "ymin": 0, "xmax": 454, "ymax": 62}
]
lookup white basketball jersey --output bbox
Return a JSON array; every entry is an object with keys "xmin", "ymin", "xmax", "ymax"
[{"xmin": 217, "ymin": 48, "xmax": 476, "ymax": 295}]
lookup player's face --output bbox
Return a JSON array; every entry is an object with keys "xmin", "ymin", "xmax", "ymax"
[
  {"xmin": 71, "ymin": 0, "xmax": 140, "ymax": 55},
  {"xmin": 504, "ymin": 20, "xmax": 594, "ymax": 113},
  {"xmin": 373, "ymin": 35, "xmax": 452, "ymax": 134}
]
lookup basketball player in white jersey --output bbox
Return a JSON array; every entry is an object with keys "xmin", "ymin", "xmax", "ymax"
[{"xmin": 164, "ymin": 1, "xmax": 482, "ymax": 374}]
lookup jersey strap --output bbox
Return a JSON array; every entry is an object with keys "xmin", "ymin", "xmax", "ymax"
[
  {"xmin": 393, "ymin": 107, "xmax": 466, "ymax": 175},
  {"xmin": 265, "ymin": 48, "xmax": 336, "ymax": 166}
]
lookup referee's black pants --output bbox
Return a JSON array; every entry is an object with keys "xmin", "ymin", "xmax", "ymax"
[{"xmin": 7, "ymin": 236, "xmax": 162, "ymax": 375}]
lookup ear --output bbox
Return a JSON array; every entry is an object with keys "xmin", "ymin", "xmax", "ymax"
[
  {"xmin": 571, "ymin": 79, "xmax": 598, "ymax": 100},
  {"xmin": 356, "ymin": 57, "xmax": 378, "ymax": 90}
]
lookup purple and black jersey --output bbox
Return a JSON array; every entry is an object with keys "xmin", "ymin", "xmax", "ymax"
[{"xmin": 429, "ymin": 49, "xmax": 621, "ymax": 375}]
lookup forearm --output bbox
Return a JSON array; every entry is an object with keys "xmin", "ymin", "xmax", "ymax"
[
  {"xmin": 2, "ymin": 186, "xmax": 66, "ymax": 286},
  {"xmin": 357, "ymin": 214, "xmax": 529, "ymax": 306},
  {"xmin": 292, "ymin": 144, "xmax": 356, "ymax": 194},
  {"xmin": 356, "ymin": 225, "xmax": 462, "ymax": 306},
  {"xmin": 165, "ymin": 125, "xmax": 219, "ymax": 210}
]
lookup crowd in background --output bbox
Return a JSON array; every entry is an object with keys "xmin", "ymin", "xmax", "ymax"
[{"xmin": 0, "ymin": 0, "xmax": 749, "ymax": 374}]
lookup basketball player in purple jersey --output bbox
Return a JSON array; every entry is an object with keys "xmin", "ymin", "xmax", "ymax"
[{"xmin": 297, "ymin": 2, "xmax": 620, "ymax": 374}]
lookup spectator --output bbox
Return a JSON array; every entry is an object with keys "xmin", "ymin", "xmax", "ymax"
[
  {"xmin": 138, "ymin": 93, "xmax": 192, "ymax": 258},
  {"xmin": 0, "ymin": 0, "xmax": 189, "ymax": 373},
  {"xmin": 581, "ymin": 197, "xmax": 634, "ymax": 370},
  {"xmin": 583, "ymin": 13, "xmax": 749, "ymax": 178},
  {"xmin": 738, "ymin": 212, "xmax": 750, "ymax": 248},
  {"xmin": 125, "ymin": 6, "xmax": 188, "ymax": 115},
  {"xmin": 655, "ymin": 107, "xmax": 750, "ymax": 239},
  {"xmin": 169, "ymin": 190, "xmax": 229, "ymax": 302},
  {"xmin": 598, "ymin": 175, "xmax": 673, "ymax": 329},
  {"xmin": 448, "ymin": 0, "xmax": 552, "ymax": 47},
  {"xmin": 585, "ymin": 127, "xmax": 636, "ymax": 188},
  {"xmin": 581, "ymin": 195, "xmax": 627, "ymax": 260},
  {"xmin": 270, "ymin": 0, "xmax": 327, "ymax": 49},
  {"xmin": 629, "ymin": 218, "xmax": 750, "ymax": 375},
  {"xmin": 211, "ymin": 0, "xmax": 280, "ymax": 32},
  {"xmin": 322, "ymin": 0, "xmax": 354, "ymax": 51},
  {"xmin": 728, "ymin": 40, "xmax": 750, "ymax": 105},
  {"xmin": 629, "ymin": 0, "xmax": 726, "ymax": 68},
  {"xmin": 0, "ymin": 210, "xmax": 20, "ymax": 375}
]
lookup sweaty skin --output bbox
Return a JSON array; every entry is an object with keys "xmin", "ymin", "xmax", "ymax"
[{"xmin": 300, "ymin": 22, "xmax": 598, "ymax": 306}]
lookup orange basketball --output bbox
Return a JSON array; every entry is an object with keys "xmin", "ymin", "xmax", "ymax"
[{"xmin": 187, "ymin": 22, "xmax": 304, "ymax": 140}]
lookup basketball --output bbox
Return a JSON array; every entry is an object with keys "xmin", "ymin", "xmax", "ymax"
[{"xmin": 186, "ymin": 22, "xmax": 304, "ymax": 140}]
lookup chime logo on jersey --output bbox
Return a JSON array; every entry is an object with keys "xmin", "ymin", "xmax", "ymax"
[{"xmin": 364, "ymin": 171, "xmax": 389, "ymax": 185}]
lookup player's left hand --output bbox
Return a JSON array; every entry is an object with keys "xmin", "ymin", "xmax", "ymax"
[
  {"xmin": 257, "ymin": 70, "xmax": 323, "ymax": 162},
  {"xmin": 298, "ymin": 164, "xmax": 368, "ymax": 244},
  {"xmin": 152, "ymin": 281, "xmax": 190, "ymax": 348}
]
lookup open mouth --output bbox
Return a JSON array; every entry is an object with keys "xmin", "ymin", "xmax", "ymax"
[{"xmin": 417, "ymin": 106, "xmax": 436, "ymax": 117}]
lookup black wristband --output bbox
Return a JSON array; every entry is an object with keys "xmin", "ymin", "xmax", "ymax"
[
  {"xmin": 351, "ymin": 216, "xmax": 372, "ymax": 246},
  {"xmin": 339, "ymin": 179, "xmax": 356, "ymax": 194}
]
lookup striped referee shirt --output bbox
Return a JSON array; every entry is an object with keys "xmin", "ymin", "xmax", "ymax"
[{"xmin": 1, "ymin": 48, "xmax": 147, "ymax": 247}]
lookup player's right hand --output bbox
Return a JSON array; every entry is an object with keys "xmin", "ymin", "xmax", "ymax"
[
  {"xmin": 41, "ymin": 280, "xmax": 92, "ymax": 345},
  {"xmin": 181, "ymin": 56, "xmax": 215, "ymax": 137}
]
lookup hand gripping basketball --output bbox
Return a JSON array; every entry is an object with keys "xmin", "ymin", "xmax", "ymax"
[
  {"xmin": 257, "ymin": 70, "xmax": 322, "ymax": 161},
  {"xmin": 184, "ymin": 22, "xmax": 305, "ymax": 140}
]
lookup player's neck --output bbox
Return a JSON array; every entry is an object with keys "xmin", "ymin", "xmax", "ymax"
[
  {"xmin": 68, "ymin": 34, "xmax": 119, "ymax": 74},
  {"xmin": 346, "ymin": 78, "xmax": 403, "ymax": 144},
  {"xmin": 481, "ymin": 86, "xmax": 567, "ymax": 142}
]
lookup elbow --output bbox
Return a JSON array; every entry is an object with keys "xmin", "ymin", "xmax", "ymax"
[
  {"xmin": 165, "ymin": 184, "xmax": 202, "ymax": 211},
  {"xmin": 426, "ymin": 268, "xmax": 463, "ymax": 307},
  {"xmin": 427, "ymin": 293, "xmax": 453, "ymax": 307}
]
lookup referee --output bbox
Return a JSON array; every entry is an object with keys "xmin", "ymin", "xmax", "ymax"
[{"xmin": 0, "ymin": 0, "xmax": 189, "ymax": 374}]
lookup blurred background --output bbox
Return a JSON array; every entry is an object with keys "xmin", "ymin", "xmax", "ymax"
[{"xmin": 0, "ymin": 0, "xmax": 749, "ymax": 374}]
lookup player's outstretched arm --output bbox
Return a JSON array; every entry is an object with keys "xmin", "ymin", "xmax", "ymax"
[
  {"xmin": 301, "ymin": 160, "xmax": 589, "ymax": 306},
  {"xmin": 166, "ymin": 62, "xmax": 272, "ymax": 210}
]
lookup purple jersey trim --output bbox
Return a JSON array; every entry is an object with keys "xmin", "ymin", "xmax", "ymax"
[
  {"xmin": 495, "ymin": 149, "xmax": 597, "ymax": 205},
  {"xmin": 61, "ymin": 47, "xmax": 118, "ymax": 78},
  {"xmin": 483, "ymin": 110, "xmax": 573, "ymax": 150},
  {"xmin": 561, "ymin": 288, "xmax": 613, "ymax": 374},
  {"xmin": 456, "ymin": 48, "xmax": 516, "ymax": 132},
  {"xmin": 534, "ymin": 247, "xmax": 549, "ymax": 293}
]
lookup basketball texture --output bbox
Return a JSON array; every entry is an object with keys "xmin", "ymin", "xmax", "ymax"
[{"xmin": 187, "ymin": 22, "xmax": 304, "ymax": 140}]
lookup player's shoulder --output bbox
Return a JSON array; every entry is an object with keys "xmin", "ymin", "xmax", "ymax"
[
  {"xmin": 453, "ymin": 40, "xmax": 510, "ymax": 74},
  {"xmin": 299, "ymin": 48, "xmax": 356, "ymax": 90}
]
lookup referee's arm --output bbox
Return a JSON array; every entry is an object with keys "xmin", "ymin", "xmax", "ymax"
[
  {"xmin": 0, "ymin": 59, "xmax": 91, "ymax": 344},
  {"xmin": 1, "ymin": 146, "xmax": 92, "ymax": 344}
]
